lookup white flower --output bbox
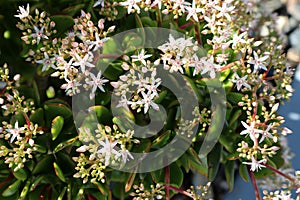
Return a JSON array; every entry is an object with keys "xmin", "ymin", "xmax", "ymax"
[
  {"xmin": 171, "ymin": 0, "xmax": 190, "ymax": 12},
  {"xmin": 131, "ymin": 49, "xmax": 152, "ymax": 66},
  {"xmin": 120, "ymin": 0, "xmax": 142, "ymax": 14},
  {"xmin": 14, "ymin": 4, "xmax": 30, "ymax": 19},
  {"xmin": 97, "ymin": 138, "xmax": 121, "ymax": 166},
  {"xmin": 86, "ymin": 71, "xmax": 109, "ymax": 95},
  {"xmin": 240, "ymin": 121, "xmax": 263, "ymax": 143},
  {"xmin": 72, "ymin": 53, "xmax": 95, "ymax": 73},
  {"xmin": 119, "ymin": 149, "xmax": 134, "ymax": 163},
  {"xmin": 93, "ymin": 0, "xmax": 105, "ymax": 7},
  {"xmin": 231, "ymin": 32, "xmax": 247, "ymax": 49},
  {"xmin": 185, "ymin": 0, "xmax": 202, "ymax": 22},
  {"xmin": 189, "ymin": 55, "xmax": 205, "ymax": 76},
  {"xmin": 242, "ymin": 157, "xmax": 266, "ymax": 172},
  {"xmin": 31, "ymin": 26, "xmax": 49, "ymax": 44},
  {"xmin": 247, "ymin": 51, "xmax": 269, "ymax": 72},
  {"xmin": 215, "ymin": 2, "xmax": 235, "ymax": 21},
  {"xmin": 61, "ymin": 79, "xmax": 81, "ymax": 95},
  {"xmin": 259, "ymin": 124, "xmax": 273, "ymax": 143},
  {"xmin": 231, "ymin": 73, "xmax": 251, "ymax": 91},
  {"xmin": 36, "ymin": 52, "xmax": 56, "ymax": 72},
  {"xmin": 6, "ymin": 121, "xmax": 25, "ymax": 143},
  {"xmin": 151, "ymin": 0, "xmax": 163, "ymax": 9},
  {"xmin": 201, "ymin": 56, "xmax": 220, "ymax": 79},
  {"xmin": 275, "ymin": 191, "xmax": 293, "ymax": 200},
  {"xmin": 136, "ymin": 91, "xmax": 159, "ymax": 114},
  {"xmin": 86, "ymin": 33, "xmax": 109, "ymax": 51}
]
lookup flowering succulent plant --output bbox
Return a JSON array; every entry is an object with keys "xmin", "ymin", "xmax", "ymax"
[{"xmin": 0, "ymin": 0, "xmax": 299, "ymax": 199}]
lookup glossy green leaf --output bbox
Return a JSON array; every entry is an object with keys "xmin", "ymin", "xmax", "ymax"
[
  {"xmin": 89, "ymin": 105, "xmax": 112, "ymax": 124},
  {"xmin": 19, "ymin": 180, "xmax": 31, "ymax": 200},
  {"xmin": 239, "ymin": 164, "xmax": 249, "ymax": 182},
  {"xmin": 228, "ymin": 109, "xmax": 242, "ymax": 127},
  {"xmin": 51, "ymin": 116, "xmax": 64, "ymax": 140},
  {"xmin": 125, "ymin": 173, "xmax": 136, "ymax": 192},
  {"xmin": 51, "ymin": 15, "xmax": 74, "ymax": 36},
  {"xmin": 151, "ymin": 130, "xmax": 171, "ymax": 149},
  {"xmin": 207, "ymin": 143, "xmax": 222, "ymax": 181},
  {"xmin": 53, "ymin": 162, "xmax": 66, "ymax": 182},
  {"xmin": 29, "ymin": 108, "xmax": 44, "ymax": 126},
  {"xmin": 58, "ymin": 187, "xmax": 67, "ymax": 200},
  {"xmin": 225, "ymin": 160, "xmax": 235, "ymax": 192},
  {"xmin": 170, "ymin": 163, "xmax": 183, "ymax": 188},
  {"xmin": 52, "ymin": 136, "xmax": 78, "ymax": 153},
  {"xmin": 75, "ymin": 188, "xmax": 84, "ymax": 200},
  {"xmin": 227, "ymin": 92, "xmax": 243, "ymax": 104},
  {"xmin": 2, "ymin": 180, "xmax": 21, "ymax": 197},
  {"xmin": 12, "ymin": 168, "xmax": 27, "ymax": 181},
  {"xmin": 32, "ymin": 156, "xmax": 53, "ymax": 175},
  {"xmin": 183, "ymin": 76, "xmax": 204, "ymax": 103},
  {"xmin": 151, "ymin": 169, "xmax": 164, "ymax": 183},
  {"xmin": 93, "ymin": 182, "xmax": 109, "ymax": 196}
]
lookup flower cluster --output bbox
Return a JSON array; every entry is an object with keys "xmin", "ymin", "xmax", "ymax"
[{"xmin": 1, "ymin": 0, "xmax": 297, "ymax": 199}]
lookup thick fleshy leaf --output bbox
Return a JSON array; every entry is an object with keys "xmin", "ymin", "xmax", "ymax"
[
  {"xmin": 19, "ymin": 180, "xmax": 30, "ymax": 200},
  {"xmin": 51, "ymin": 15, "xmax": 74, "ymax": 36},
  {"xmin": 125, "ymin": 173, "xmax": 136, "ymax": 192},
  {"xmin": 52, "ymin": 136, "xmax": 78, "ymax": 153},
  {"xmin": 53, "ymin": 162, "xmax": 66, "ymax": 182},
  {"xmin": 57, "ymin": 187, "xmax": 67, "ymax": 200},
  {"xmin": 227, "ymin": 92, "xmax": 243, "ymax": 104},
  {"xmin": 207, "ymin": 143, "xmax": 222, "ymax": 181},
  {"xmin": 32, "ymin": 156, "xmax": 53, "ymax": 175},
  {"xmin": 151, "ymin": 130, "xmax": 171, "ymax": 149},
  {"xmin": 225, "ymin": 160, "xmax": 235, "ymax": 192},
  {"xmin": 170, "ymin": 163, "xmax": 183, "ymax": 188},
  {"xmin": 2, "ymin": 180, "xmax": 21, "ymax": 197},
  {"xmin": 29, "ymin": 108, "xmax": 44, "ymax": 126},
  {"xmin": 239, "ymin": 164, "xmax": 249, "ymax": 182},
  {"xmin": 51, "ymin": 116, "xmax": 64, "ymax": 140},
  {"xmin": 12, "ymin": 168, "xmax": 27, "ymax": 181}
]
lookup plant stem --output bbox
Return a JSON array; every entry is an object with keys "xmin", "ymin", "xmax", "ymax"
[
  {"xmin": 164, "ymin": 165, "xmax": 170, "ymax": 200},
  {"xmin": 166, "ymin": 185, "xmax": 194, "ymax": 199},
  {"xmin": 263, "ymin": 163, "xmax": 295, "ymax": 182},
  {"xmin": 248, "ymin": 167, "xmax": 261, "ymax": 200},
  {"xmin": 194, "ymin": 22, "xmax": 202, "ymax": 46}
]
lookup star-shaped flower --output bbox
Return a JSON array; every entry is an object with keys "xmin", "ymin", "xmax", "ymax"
[
  {"xmin": 185, "ymin": 0, "xmax": 202, "ymax": 22},
  {"xmin": 240, "ymin": 121, "xmax": 263, "ymax": 143},
  {"xmin": 242, "ymin": 157, "xmax": 266, "ymax": 172},
  {"xmin": 247, "ymin": 51, "xmax": 269, "ymax": 72},
  {"xmin": 31, "ymin": 26, "xmax": 49, "ymax": 44},
  {"xmin": 97, "ymin": 138, "xmax": 121, "ymax": 166},
  {"xmin": 131, "ymin": 49, "xmax": 152, "ymax": 66},
  {"xmin": 14, "ymin": 4, "xmax": 30, "ymax": 19},
  {"xmin": 231, "ymin": 73, "xmax": 251, "ymax": 91},
  {"xmin": 36, "ymin": 52, "xmax": 56, "ymax": 72},
  {"xmin": 120, "ymin": 0, "xmax": 142, "ymax": 14},
  {"xmin": 6, "ymin": 121, "xmax": 25, "ymax": 143},
  {"xmin": 72, "ymin": 53, "xmax": 95, "ymax": 73}
]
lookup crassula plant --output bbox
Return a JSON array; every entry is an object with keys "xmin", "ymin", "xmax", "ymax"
[{"xmin": 0, "ymin": 0, "xmax": 299, "ymax": 199}]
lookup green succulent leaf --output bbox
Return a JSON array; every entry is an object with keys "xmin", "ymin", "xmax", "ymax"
[
  {"xmin": 2, "ymin": 180, "xmax": 21, "ymax": 197},
  {"xmin": 51, "ymin": 116, "xmax": 64, "ymax": 140}
]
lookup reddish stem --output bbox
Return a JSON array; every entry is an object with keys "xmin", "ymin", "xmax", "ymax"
[
  {"xmin": 165, "ymin": 185, "xmax": 194, "ymax": 198},
  {"xmin": 263, "ymin": 163, "xmax": 295, "ymax": 182},
  {"xmin": 217, "ymin": 60, "xmax": 240, "ymax": 72},
  {"xmin": 164, "ymin": 165, "xmax": 170, "ymax": 200},
  {"xmin": 0, "ymin": 173, "xmax": 14, "ymax": 189},
  {"xmin": 248, "ymin": 167, "xmax": 261, "ymax": 200},
  {"xmin": 179, "ymin": 21, "xmax": 194, "ymax": 29}
]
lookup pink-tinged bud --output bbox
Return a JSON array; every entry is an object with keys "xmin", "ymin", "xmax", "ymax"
[
  {"xmin": 154, "ymin": 59, "xmax": 160, "ymax": 66},
  {"xmin": 110, "ymin": 81, "xmax": 119, "ymax": 88},
  {"xmin": 108, "ymin": 26, "xmax": 115, "ymax": 32},
  {"xmin": 271, "ymin": 103, "xmax": 279, "ymax": 113},
  {"xmin": 121, "ymin": 63, "xmax": 129, "ymax": 70},
  {"xmin": 282, "ymin": 127, "xmax": 293, "ymax": 135},
  {"xmin": 162, "ymin": 9, "xmax": 168, "ymax": 14},
  {"xmin": 29, "ymin": 139, "xmax": 34, "ymax": 146},
  {"xmin": 120, "ymin": 75, "xmax": 128, "ymax": 81},
  {"xmin": 76, "ymin": 145, "xmax": 87, "ymax": 153},
  {"xmin": 0, "ymin": 98, "xmax": 4, "ymax": 105},
  {"xmin": 50, "ymin": 21, "xmax": 55, "ymax": 28},
  {"xmin": 21, "ymin": 36, "xmax": 28, "ymax": 41},
  {"xmin": 142, "ymin": 67, "xmax": 148, "ymax": 73},
  {"xmin": 13, "ymin": 74, "xmax": 21, "ymax": 81},
  {"xmin": 51, "ymin": 71, "xmax": 60, "ymax": 77},
  {"xmin": 98, "ymin": 19, "xmax": 105, "ymax": 29},
  {"xmin": 271, "ymin": 146, "xmax": 280, "ymax": 151},
  {"xmin": 5, "ymin": 94, "xmax": 13, "ymax": 101}
]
